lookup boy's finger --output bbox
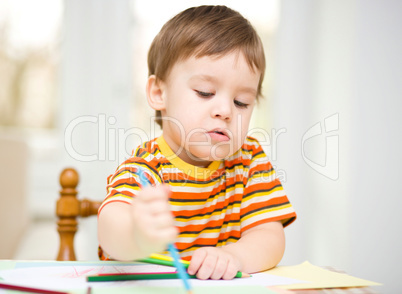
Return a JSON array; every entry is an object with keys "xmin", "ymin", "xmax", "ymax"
[
  {"xmin": 196, "ymin": 253, "xmax": 217, "ymax": 280},
  {"xmin": 138, "ymin": 184, "xmax": 171, "ymax": 201},
  {"xmin": 143, "ymin": 199, "xmax": 172, "ymax": 214},
  {"xmin": 187, "ymin": 249, "xmax": 207, "ymax": 275},
  {"xmin": 150, "ymin": 213, "xmax": 176, "ymax": 229},
  {"xmin": 210, "ymin": 257, "xmax": 228, "ymax": 280},
  {"xmin": 221, "ymin": 261, "xmax": 238, "ymax": 280},
  {"xmin": 145, "ymin": 226, "xmax": 179, "ymax": 244}
]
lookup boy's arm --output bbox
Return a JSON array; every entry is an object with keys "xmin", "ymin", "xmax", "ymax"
[
  {"xmin": 188, "ymin": 221, "xmax": 285, "ymax": 279},
  {"xmin": 223, "ymin": 221, "xmax": 285, "ymax": 272},
  {"xmin": 97, "ymin": 185, "xmax": 178, "ymax": 261}
]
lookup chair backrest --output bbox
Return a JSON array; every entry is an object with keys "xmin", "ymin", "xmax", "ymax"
[{"xmin": 56, "ymin": 168, "xmax": 102, "ymax": 261}]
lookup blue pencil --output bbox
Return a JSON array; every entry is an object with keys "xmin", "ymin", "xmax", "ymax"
[
  {"xmin": 137, "ymin": 168, "xmax": 193, "ymax": 294},
  {"xmin": 168, "ymin": 243, "xmax": 193, "ymax": 293}
]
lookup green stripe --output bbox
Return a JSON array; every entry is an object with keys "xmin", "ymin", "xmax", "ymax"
[{"xmin": 87, "ymin": 272, "xmax": 198, "ymax": 282}]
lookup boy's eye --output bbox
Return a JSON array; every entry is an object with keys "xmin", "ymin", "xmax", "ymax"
[
  {"xmin": 234, "ymin": 99, "xmax": 249, "ymax": 109},
  {"xmin": 195, "ymin": 90, "xmax": 214, "ymax": 98}
]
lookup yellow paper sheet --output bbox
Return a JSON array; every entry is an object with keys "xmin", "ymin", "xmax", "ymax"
[{"xmin": 263, "ymin": 261, "xmax": 381, "ymax": 290}]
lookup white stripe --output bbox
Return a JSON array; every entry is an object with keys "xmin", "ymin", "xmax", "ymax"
[
  {"xmin": 241, "ymin": 207, "xmax": 295, "ymax": 229},
  {"xmin": 174, "ymin": 207, "xmax": 240, "ymax": 227},
  {"xmin": 170, "ymin": 191, "xmax": 240, "ymax": 211},
  {"xmin": 178, "ymin": 228, "xmax": 240, "ymax": 243},
  {"xmin": 241, "ymin": 189, "xmax": 286, "ymax": 208}
]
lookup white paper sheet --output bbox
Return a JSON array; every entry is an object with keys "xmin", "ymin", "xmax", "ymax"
[{"xmin": 0, "ymin": 263, "xmax": 306, "ymax": 290}]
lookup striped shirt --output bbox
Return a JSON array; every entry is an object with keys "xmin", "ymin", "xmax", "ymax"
[{"xmin": 98, "ymin": 136, "xmax": 296, "ymax": 260}]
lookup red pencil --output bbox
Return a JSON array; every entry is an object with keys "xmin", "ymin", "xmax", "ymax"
[
  {"xmin": 98, "ymin": 271, "xmax": 176, "ymax": 276},
  {"xmin": 0, "ymin": 282, "xmax": 69, "ymax": 294}
]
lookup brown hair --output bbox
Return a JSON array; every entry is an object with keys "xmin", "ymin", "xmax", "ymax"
[{"xmin": 147, "ymin": 5, "xmax": 266, "ymax": 127}]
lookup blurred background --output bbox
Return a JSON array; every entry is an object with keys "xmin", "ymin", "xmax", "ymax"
[{"xmin": 0, "ymin": 0, "xmax": 400, "ymax": 293}]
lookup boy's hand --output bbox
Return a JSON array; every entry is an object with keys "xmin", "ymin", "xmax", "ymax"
[
  {"xmin": 187, "ymin": 247, "xmax": 242, "ymax": 280},
  {"xmin": 130, "ymin": 184, "xmax": 178, "ymax": 256}
]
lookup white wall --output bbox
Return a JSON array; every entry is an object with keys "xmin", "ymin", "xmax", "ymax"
[
  {"xmin": 351, "ymin": 0, "xmax": 402, "ymax": 291},
  {"xmin": 58, "ymin": 0, "xmax": 134, "ymax": 260},
  {"xmin": 274, "ymin": 1, "xmax": 402, "ymax": 293},
  {"xmin": 59, "ymin": 0, "xmax": 133, "ymax": 196}
]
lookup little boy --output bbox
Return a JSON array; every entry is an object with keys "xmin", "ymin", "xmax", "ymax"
[{"xmin": 98, "ymin": 5, "xmax": 296, "ymax": 280}]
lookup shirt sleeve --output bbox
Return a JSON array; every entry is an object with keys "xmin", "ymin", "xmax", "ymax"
[
  {"xmin": 98, "ymin": 158, "xmax": 162, "ymax": 216},
  {"xmin": 240, "ymin": 139, "xmax": 296, "ymax": 233}
]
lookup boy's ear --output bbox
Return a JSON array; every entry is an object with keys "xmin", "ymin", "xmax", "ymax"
[{"xmin": 146, "ymin": 75, "xmax": 166, "ymax": 110}]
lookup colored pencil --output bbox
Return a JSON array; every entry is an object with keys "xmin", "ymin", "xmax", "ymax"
[
  {"xmin": 138, "ymin": 256, "xmax": 250, "ymax": 278},
  {"xmin": 87, "ymin": 272, "xmax": 197, "ymax": 282},
  {"xmin": 168, "ymin": 243, "xmax": 192, "ymax": 294},
  {"xmin": 137, "ymin": 168, "xmax": 193, "ymax": 294},
  {"xmin": 0, "ymin": 282, "xmax": 69, "ymax": 294},
  {"xmin": 149, "ymin": 253, "xmax": 190, "ymax": 265}
]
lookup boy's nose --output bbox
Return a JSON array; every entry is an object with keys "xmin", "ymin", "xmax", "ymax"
[{"xmin": 212, "ymin": 99, "xmax": 232, "ymax": 121}]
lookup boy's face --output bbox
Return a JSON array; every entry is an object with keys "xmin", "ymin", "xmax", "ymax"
[{"xmin": 153, "ymin": 51, "xmax": 260, "ymax": 167}]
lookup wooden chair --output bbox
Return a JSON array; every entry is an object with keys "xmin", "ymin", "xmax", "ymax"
[{"xmin": 56, "ymin": 168, "xmax": 102, "ymax": 261}]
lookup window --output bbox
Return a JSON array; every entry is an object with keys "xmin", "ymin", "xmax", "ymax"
[{"xmin": 0, "ymin": 0, "xmax": 62, "ymax": 129}]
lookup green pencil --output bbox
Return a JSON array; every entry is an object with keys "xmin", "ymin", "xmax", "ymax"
[{"xmin": 87, "ymin": 272, "xmax": 197, "ymax": 282}]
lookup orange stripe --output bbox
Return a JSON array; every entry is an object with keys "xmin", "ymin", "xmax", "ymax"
[
  {"xmin": 177, "ymin": 217, "xmax": 241, "ymax": 233},
  {"xmin": 241, "ymin": 213, "xmax": 297, "ymax": 232}
]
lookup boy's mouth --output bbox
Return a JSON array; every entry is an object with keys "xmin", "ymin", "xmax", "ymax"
[{"xmin": 207, "ymin": 129, "xmax": 230, "ymax": 142}]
